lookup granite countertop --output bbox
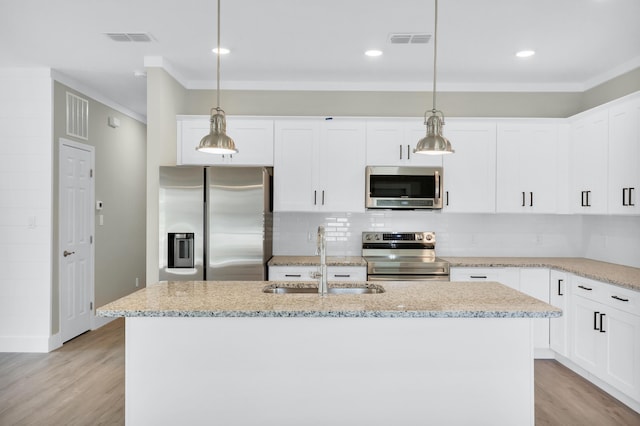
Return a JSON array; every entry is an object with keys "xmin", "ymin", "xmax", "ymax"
[
  {"xmin": 97, "ymin": 280, "xmax": 561, "ymax": 319},
  {"xmin": 268, "ymin": 256, "xmax": 367, "ymax": 267},
  {"xmin": 269, "ymin": 256, "xmax": 640, "ymax": 292},
  {"xmin": 443, "ymin": 257, "xmax": 640, "ymax": 292}
]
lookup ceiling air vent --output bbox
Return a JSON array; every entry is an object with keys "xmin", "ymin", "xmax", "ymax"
[
  {"xmin": 105, "ymin": 33, "xmax": 153, "ymax": 42},
  {"xmin": 388, "ymin": 33, "xmax": 432, "ymax": 44}
]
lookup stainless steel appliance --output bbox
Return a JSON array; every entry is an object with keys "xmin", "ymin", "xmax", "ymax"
[
  {"xmin": 159, "ymin": 166, "xmax": 273, "ymax": 281},
  {"xmin": 362, "ymin": 232, "xmax": 450, "ymax": 281},
  {"xmin": 365, "ymin": 166, "xmax": 443, "ymax": 209}
]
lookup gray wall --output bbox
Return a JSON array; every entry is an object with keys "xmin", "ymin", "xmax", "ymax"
[{"xmin": 53, "ymin": 81, "xmax": 147, "ymax": 333}]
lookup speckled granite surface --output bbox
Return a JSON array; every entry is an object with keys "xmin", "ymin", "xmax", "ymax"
[
  {"xmin": 97, "ymin": 280, "xmax": 561, "ymax": 319},
  {"xmin": 270, "ymin": 256, "xmax": 640, "ymax": 292},
  {"xmin": 443, "ymin": 257, "xmax": 640, "ymax": 291},
  {"xmin": 268, "ymin": 256, "xmax": 367, "ymax": 267}
]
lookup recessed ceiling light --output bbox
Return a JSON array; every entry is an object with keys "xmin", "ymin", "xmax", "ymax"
[
  {"xmin": 212, "ymin": 47, "xmax": 230, "ymax": 55},
  {"xmin": 516, "ymin": 50, "xmax": 535, "ymax": 58},
  {"xmin": 365, "ymin": 49, "xmax": 383, "ymax": 57}
]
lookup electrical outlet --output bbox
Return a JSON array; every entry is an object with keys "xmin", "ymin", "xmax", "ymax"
[{"xmin": 135, "ymin": 277, "xmax": 139, "ymax": 287}]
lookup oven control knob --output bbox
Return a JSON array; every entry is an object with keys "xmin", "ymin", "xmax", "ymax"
[
  {"xmin": 416, "ymin": 234, "xmax": 423, "ymax": 240},
  {"xmin": 425, "ymin": 234, "xmax": 433, "ymax": 241}
]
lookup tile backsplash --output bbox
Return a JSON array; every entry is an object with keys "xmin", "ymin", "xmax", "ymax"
[{"xmin": 273, "ymin": 211, "xmax": 639, "ymax": 269}]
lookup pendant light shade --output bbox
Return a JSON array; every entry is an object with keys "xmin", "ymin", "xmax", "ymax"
[
  {"xmin": 196, "ymin": 0, "xmax": 238, "ymax": 155},
  {"xmin": 414, "ymin": 0, "xmax": 454, "ymax": 155},
  {"xmin": 197, "ymin": 107, "xmax": 237, "ymax": 154}
]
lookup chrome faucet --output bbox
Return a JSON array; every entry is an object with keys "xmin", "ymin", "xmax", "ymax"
[{"xmin": 316, "ymin": 225, "xmax": 328, "ymax": 296}]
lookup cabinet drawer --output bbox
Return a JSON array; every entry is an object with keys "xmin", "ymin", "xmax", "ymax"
[
  {"xmin": 328, "ymin": 267, "xmax": 366, "ymax": 282},
  {"xmin": 571, "ymin": 277, "xmax": 605, "ymax": 302},
  {"xmin": 268, "ymin": 266, "xmax": 317, "ymax": 281},
  {"xmin": 450, "ymin": 268, "xmax": 502, "ymax": 282},
  {"xmin": 603, "ymin": 285, "xmax": 640, "ymax": 316}
]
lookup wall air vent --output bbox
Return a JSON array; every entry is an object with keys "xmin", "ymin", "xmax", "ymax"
[
  {"xmin": 105, "ymin": 32, "xmax": 154, "ymax": 42},
  {"xmin": 66, "ymin": 92, "xmax": 89, "ymax": 140},
  {"xmin": 388, "ymin": 33, "xmax": 432, "ymax": 44}
]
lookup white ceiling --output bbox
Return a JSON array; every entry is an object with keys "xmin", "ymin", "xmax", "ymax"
[{"xmin": 1, "ymin": 0, "xmax": 639, "ymax": 120}]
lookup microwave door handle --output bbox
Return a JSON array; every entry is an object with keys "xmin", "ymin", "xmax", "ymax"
[{"xmin": 435, "ymin": 171, "xmax": 440, "ymax": 200}]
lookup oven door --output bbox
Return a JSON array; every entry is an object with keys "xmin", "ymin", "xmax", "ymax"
[{"xmin": 366, "ymin": 259, "xmax": 450, "ymax": 281}]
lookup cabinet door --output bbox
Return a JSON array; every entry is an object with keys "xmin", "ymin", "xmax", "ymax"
[
  {"xmin": 319, "ymin": 120, "xmax": 366, "ymax": 212},
  {"xmin": 178, "ymin": 117, "xmax": 274, "ymax": 166},
  {"xmin": 608, "ymin": 98, "xmax": 640, "ymax": 215},
  {"xmin": 497, "ymin": 123, "xmax": 558, "ymax": 213},
  {"xmin": 365, "ymin": 120, "xmax": 441, "ymax": 167},
  {"xmin": 601, "ymin": 305, "xmax": 640, "ymax": 400},
  {"xmin": 273, "ymin": 120, "xmax": 320, "ymax": 211},
  {"xmin": 571, "ymin": 294, "xmax": 604, "ymax": 373},
  {"xmin": 225, "ymin": 119, "xmax": 274, "ymax": 166},
  {"xmin": 570, "ymin": 110, "xmax": 609, "ymax": 214},
  {"xmin": 443, "ymin": 121, "xmax": 496, "ymax": 213},
  {"xmin": 549, "ymin": 270, "xmax": 568, "ymax": 356}
]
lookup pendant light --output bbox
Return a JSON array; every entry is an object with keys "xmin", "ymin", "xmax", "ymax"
[
  {"xmin": 414, "ymin": 0, "xmax": 454, "ymax": 155},
  {"xmin": 196, "ymin": 0, "xmax": 238, "ymax": 154}
]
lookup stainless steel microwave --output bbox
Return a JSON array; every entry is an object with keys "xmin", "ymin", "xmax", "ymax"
[{"xmin": 365, "ymin": 166, "xmax": 443, "ymax": 209}]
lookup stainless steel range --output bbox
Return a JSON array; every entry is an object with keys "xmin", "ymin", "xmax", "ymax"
[{"xmin": 362, "ymin": 232, "xmax": 450, "ymax": 281}]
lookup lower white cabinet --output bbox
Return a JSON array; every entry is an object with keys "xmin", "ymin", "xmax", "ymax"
[
  {"xmin": 269, "ymin": 266, "xmax": 366, "ymax": 282},
  {"xmin": 570, "ymin": 277, "xmax": 640, "ymax": 401},
  {"xmin": 549, "ymin": 270, "xmax": 569, "ymax": 356}
]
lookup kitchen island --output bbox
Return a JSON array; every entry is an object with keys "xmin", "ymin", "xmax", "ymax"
[{"xmin": 98, "ymin": 280, "xmax": 560, "ymax": 426}]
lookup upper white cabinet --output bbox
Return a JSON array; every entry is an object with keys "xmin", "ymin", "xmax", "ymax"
[
  {"xmin": 274, "ymin": 118, "xmax": 366, "ymax": 212},
  {"xmin": 443, "ymin": 120, "xmax": 496, "ymax": 213},
  {"xmin": 496, "ymin": 122, "xmax": 559, "ymax": 213},
  {"xmin": 570, "ymin": 110, "xmax": 609, "ymax": 214},
  {"xmin": 177, "ymin": 116, "xmax": 274, "ymax": 166},
  {"xmin": 608, "ymin": 98, "xmax": 640, "ymax": 215},
  {"xmin": 366, "ymin": 119, "xmax": 442, "ymax": 167}
]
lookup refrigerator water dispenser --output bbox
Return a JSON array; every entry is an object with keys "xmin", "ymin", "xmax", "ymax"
[{"xmin": 168, "ymin": 233, "xmax": 195, "ymax": 268}]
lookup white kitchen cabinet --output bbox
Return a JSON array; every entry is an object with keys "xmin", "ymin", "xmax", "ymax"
[
  {"xmin": 570, "ymin": 110, "xmax": 609, "ymax": 214},
  {"xmin": 442, "ymin": 121, "xmax": 497, "ymax": 213},
  {"xmin": 608, "ymin": 97, "xmax": 640, "ymax": 215},
  {"xmin": 269, "ymin": 265, "xmax": 366, "ymax": 282},
  {"xmin": 177, "ymin": 116, "xmax": 274, "ymax": 166},
  {"xmin": 273, "ymin": 118, "xmax": 366, "ymax": 212},
  {"xmin": 496, "ymin": 122, "xmax": 559, "ymax": 213},
  {"xmin": 365, "ymin": 119, "xmax": 442, "ymax": 167},
  {"xmin": 570, "ymin": 277, "xmax": 640, "ymax": 401},
  {"xmin": 549, "ymin": 270, "xmax": 569, "ymax": 357}
]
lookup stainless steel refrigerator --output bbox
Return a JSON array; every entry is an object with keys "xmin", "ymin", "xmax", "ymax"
[{"xmin": 159, "ymin": 166, "xmax": 273, "ymax": 281}]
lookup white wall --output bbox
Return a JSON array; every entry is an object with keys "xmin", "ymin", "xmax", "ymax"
[
  {"xmin": 581, "ymin": 215, "xmax": 640, "ymax": 268},
  {"xmin": 0, "ymin": 68, "xmax": 53, "ymax": 352}
]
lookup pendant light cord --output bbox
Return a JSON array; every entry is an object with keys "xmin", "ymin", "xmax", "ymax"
[
  {"xmin": 216, "ymin": 0, "xmax": 221, "ymax": 110},
  {"xmin": 432, "ymin": 0, "xmax": 438, "ymax": 113}
]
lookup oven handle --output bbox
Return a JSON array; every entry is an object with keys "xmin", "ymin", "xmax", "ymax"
[{"xmin": 367, "ymin": 275, "xmax": 450, "ymax": 282}]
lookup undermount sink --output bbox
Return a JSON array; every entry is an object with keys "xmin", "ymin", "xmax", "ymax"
[{"xmin": 263, "ymin": 283, "xmax": 385, "ymax": 295}]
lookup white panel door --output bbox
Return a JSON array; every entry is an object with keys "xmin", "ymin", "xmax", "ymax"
[
  {"xmin": 608, "ymin": 98, "xmax": 640, "ymax": 214},
  {"xmin": 59, "ymin": 140, "xmax": 94, "ymax": 343}
]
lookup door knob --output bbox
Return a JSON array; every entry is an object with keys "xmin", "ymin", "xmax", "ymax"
[{"xmin": 63, "ymin": 250, "xmax": 75, "ymax": 257}]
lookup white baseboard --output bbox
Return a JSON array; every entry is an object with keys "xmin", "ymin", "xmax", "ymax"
[
  {"xmin": 534, "ymin": 347, "xmax": 554, "ymax": 359},
  {"xmin": 0, "ymin": 335, "xmax": 52, "ymax": 353},
  {"xmin": 93, "ymin": 315, "xmax": 116, "ymax": 330},
  {"xmin": 48, "ymin": 332, "xmax": 62, "ymax": 352}
]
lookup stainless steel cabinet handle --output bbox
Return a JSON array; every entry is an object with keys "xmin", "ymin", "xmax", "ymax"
[
  {"xmin": 611, "ymin": 295, "xmax": 629, "ymax": 302},
  {"xmin": 63, "ymin": 250, "xmax": 75, "ymax": 257},
  {"xmin": 578, "ymin": 285, "xmax": 593, "ymax": 291},
  {"xmin": 399, "ymin": 145, "xmax": 403, "ymax": 160},
  {"xmin": 630, "ymin": 187, "xmax": 635, "ymax": 206}
]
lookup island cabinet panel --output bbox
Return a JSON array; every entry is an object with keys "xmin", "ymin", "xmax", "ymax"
[
  {"xmin": 549, "ymin": 270, "xmax": 569, "ymax": 357},
  {"xmin": 496, "ymin": 122, "xmax": 559, "ymax": 213},
  {"xmin": 125, "ymin": 316, "xmax": 535, "ymax": 426},
  {"xmin": 177, "ymin": 116, "xmax": 274, "ymax": 166},
  {"xmin": 569, "ymin": 109, "xmax": 609, "ymax": 214},
  {"xmin": 442, "ymin": 120, "xmax": 497, "ymax": 213},
  {"xmin": 274, "ymin": 118, "xmax": 366, "ymax": 212},
  {"xmin": 365, "ymin": 119, "xmax": 442, "ymax": 167},
  {"xmin": 570, "ymin": 277, "xmax": 640, "ymax": 402},
  {"xmin": 269, "ymin": 265, "xmax": 366, "ymax": 282},
  {"xmin": 607, "ymin": 97, "xmax": 640, "ymax": 215}
]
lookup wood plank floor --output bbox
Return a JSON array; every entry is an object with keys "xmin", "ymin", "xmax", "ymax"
[{"xmin": 1, "ymin": 318, "xmax": 639, "ymax": 425}]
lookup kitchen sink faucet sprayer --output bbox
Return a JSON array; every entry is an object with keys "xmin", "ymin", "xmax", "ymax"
[{"xmin": 317, "ymin": 225, "xmax": 328, "ymax": 296}]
